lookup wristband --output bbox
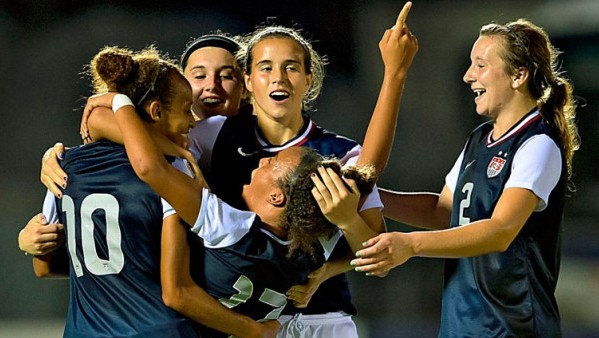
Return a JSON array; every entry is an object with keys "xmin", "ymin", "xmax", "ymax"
[{"xmin": 112, "ymin": 94, "xmax": 134, "ymax": 113}]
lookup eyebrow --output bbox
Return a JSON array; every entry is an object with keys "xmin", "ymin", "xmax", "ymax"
[
  {"xmin": 255, "ymin": 59, "xmax": 302, "ymax": 66},
  {"xmin": 189, "ymin": 65, "xmax": 237, "ymax": 71}
]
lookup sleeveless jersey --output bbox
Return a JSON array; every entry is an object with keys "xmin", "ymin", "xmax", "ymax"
[
  {"xmin": 43, "ymin": 142, "xmax": 197, "ymax": 338},
  {"xmin": 188, "ymin": 113, "xmax": 379, "ymax": 316},
  {"xmin": 440, "ymin": 111, "xmax": 566, "ymax": 338}
]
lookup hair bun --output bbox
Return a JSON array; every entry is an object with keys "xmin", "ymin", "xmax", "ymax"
[{"xmin": 93, "ymin": 47, "xmax": 136, "ymax": 86}]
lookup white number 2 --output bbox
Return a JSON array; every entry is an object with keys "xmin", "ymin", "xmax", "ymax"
[
  {"xmin": 62, "ymin": 194, "xmax": 124, "ymax": 277},
  {"xmin": 458, "ymin": 182, "xmax": 474, "ymax": 225}
]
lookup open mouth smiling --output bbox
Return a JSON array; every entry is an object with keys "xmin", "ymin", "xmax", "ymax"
[
  {"xmin": 201, "ymin": 97, "xmax": 224, "ymax": 106},
  {"xmin": 473, "ymin": 89, "xmax": 486, "ymax": 98},
  {"xmin": 269, "ymin": 90, "xmax": 290, "ymax": 102}
]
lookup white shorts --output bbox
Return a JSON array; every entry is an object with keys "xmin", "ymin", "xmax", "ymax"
[{"xmin": 276, "ymin": 312, "xmax": 358, "ymax": 338}]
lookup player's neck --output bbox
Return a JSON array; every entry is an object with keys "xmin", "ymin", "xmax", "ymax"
[{"xmin": 256, "ymin": 111, "xmax": 304, "ymax": 145}]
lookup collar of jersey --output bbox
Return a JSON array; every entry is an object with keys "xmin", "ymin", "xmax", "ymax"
[
  {"xmin": 253, "ymin": 113, "xmax": 316, "ymax": 153},
  {"xmin": 260, "ymin": 228, "xmax": 292, "ymax": 245},
  {"xmin": 485, "ymin": 109, "xmax": 541, "ymax": 147}
]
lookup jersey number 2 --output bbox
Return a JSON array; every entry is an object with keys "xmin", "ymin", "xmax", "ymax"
[
  {"xmin": 458, "ymin": 182, "xmax": 474, "ymax": 225},
  {"xmin": 62, "ymin": 194, "xmax": 124, "ymax": 277}
]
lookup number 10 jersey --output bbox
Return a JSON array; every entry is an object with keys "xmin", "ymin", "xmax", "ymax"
[{"xmin": 43, "ymin": 141, "xmax": 196, "ymax": 338}]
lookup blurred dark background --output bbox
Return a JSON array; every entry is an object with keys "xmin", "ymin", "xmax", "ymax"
[{"xmin": 1, "ymin": 0, "xmax": 597, "ymax": 337}]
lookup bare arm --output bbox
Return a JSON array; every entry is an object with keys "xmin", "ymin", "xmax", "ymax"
[
  {"xmin": 353, "ymin": 187, "xmax": 539, "ymax": 275},
  {"xmin": 19, "ymin": 213, "xmax": 68, "ymax": 278},
  {"xmin": 86, "ymin": 107, "xmax": 123, "ymax": 144},
  {"xmin": 161, "ymin": 215, "xmax": 279, "ymax": 338},
  {"xmin": 39, "ymin": 107, "xmax": 188, "ymax": 198},
  {"xmin": 32, "ymin": 245, "xmax": 69, "ymax": 278},
  {"xmin": 285, "ymin": 170, "xmax": 387, "ymax": 307},
  {"xmin": 379, "ymin": 186, "xmax": 453, "ymax": 230},
  {"xmin": 97, "ymin": 94, "xmax": 205, "ymax": 226},
  {"xmin": 357, "ymin": 1, "xmax": 418, "ymax": 176},
  {"xmin": 311, "ymin": 167, "xmax": 383, "ymax": 252},
  {"xmin": 87, "ymin": 107, "xmax": 191, "ymax": 158},
  {"xmin": 286, "ymin": 238, "xmax": 356, "ymax": 307}
]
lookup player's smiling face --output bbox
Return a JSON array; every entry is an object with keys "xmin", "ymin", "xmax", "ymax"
[
  {"xmin": 244, "ymin": 37, "xmax": 312, "ymax": 121},
  {"xmin": 162, "ymin": 76, "xmax": 195, "ymax": 139},
  {"xmin": 463, "ymin": 35, "xmax": 515, "ymax": 118},
  {"xmin": 183, "ymin": 47, "xmax": 243, "ymax": 119},
  {"xmin": 242, "ymin": 147, "xmax": 302, "ymax": 212}
]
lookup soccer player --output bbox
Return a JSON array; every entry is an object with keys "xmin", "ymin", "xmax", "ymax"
[
  {"xmin": 20, "ymin": 46, "xmax": 281, "ymax": 338},
  {"xmin": 351, "ymin": 18, "xmax": 579, "ymax": 338},
  {"xmin": 82, "ymin": 86, "xmax": 377, "ymax": 336},
  {"xmin": 25, "ymin": 46, "xmax": 199, "ymax": 338},
  {"xmin": 33, "ymin": 2, "xmax": 418, "ymax": 336}
]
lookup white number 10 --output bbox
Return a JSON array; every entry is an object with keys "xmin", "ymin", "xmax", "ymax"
[{"xmin": 62, "ymin": 194, "xmax": 124, "ymax": 277}]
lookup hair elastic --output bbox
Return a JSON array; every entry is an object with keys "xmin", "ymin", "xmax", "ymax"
[{"xmin": 180, "ymin": 34, "xmax": 240, "ymax": 69}]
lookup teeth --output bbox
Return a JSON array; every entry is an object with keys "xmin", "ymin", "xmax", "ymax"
[
  {"xmin": 270, "ymin": 91, "xmax": 289, "ymax": 101},
  {"xmin": 202, "ymin": 97, "xmax": 223, "ymax": 105},
  {"xmin": 474, "ymin": 89, "xmax": 486, "ymax": 97}
]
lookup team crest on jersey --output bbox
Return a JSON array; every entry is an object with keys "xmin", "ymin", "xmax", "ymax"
[{"xmin": 487, "ymin": 155, "xmax": 507, "ymax": 178}]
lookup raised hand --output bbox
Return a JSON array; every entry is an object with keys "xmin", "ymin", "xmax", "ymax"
[
  {"xmin": 358, "ymin": 1, "xmax": 419, "ymax": 174},
  {"xmin": 380, "ymin": 1, "xmax": 419, "ymax": 77},
  {"xmin": 310, "ymin": 166, "xmax": 362, "ymax": 230}
]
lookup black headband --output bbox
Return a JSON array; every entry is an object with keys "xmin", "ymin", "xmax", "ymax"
[{"xmin": 180, "ymin": 34, "xmax": 240, "ymax": 69}]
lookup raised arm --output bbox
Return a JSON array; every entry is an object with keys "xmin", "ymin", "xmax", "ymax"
[
  {"xmin": 83, "ymin": 92, "xmax": 204, "ymax": 226},
  {"xmin": 357, "ymin": 1, "xmax": 418, "ymax": 176},
  {"xmin": 311, "ymin": 166, "xmax": 381, "ymax": 252},
  {"xmin": 86, "ymin": 106, "xmax": 192, "ymax": 158}
]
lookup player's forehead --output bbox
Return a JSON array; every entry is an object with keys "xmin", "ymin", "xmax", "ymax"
[{"xmin": 252, "ymin": 38, "xmax": 306, "ymax": 63}]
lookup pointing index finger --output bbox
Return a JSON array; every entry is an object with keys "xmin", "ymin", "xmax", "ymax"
[{"xmin": 395, "ymin": 1, "xmax": 412, "ymax": 29}]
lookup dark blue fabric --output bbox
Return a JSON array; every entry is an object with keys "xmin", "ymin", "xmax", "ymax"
[
  {"xmin": 441, "ymin": 112, "xmax": 566, "ymax": 338},
  {"xmin": 202, "ymin": 113, "xmax": 359, "ymax": 316},
  {"xmin": 59, "ymin": 142, "xmax": 197, "ymax": 338}
]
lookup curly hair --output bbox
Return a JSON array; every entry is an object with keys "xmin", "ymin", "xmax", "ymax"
[
  {"xmin": 88, "ymin": 45, "xmax": 184, "ymax": 121},
  {"xmin": 278, "ymin": 148, "xmax": 376, "ymax": 259}
]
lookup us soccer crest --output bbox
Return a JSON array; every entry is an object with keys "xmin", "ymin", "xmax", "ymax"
[{"xmin": 487, "ymin": 151, "xmax": 508, "ymax": 178}]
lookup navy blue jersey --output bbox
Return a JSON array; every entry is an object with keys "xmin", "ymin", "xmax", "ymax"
[
  {"xmin": 182, "ymin": 188, "xmax": 332, "ymax": 338},
  {"xmin": 45, "ymin": 142, "xmax": 197, "ymax": 338},
  {"xmin": 440, "ymin": 111, "xmax": 566, "ymax": 338},
  {"xmin": 189, "ymin": 113, "xmax": 371, "ymax": 316}
]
